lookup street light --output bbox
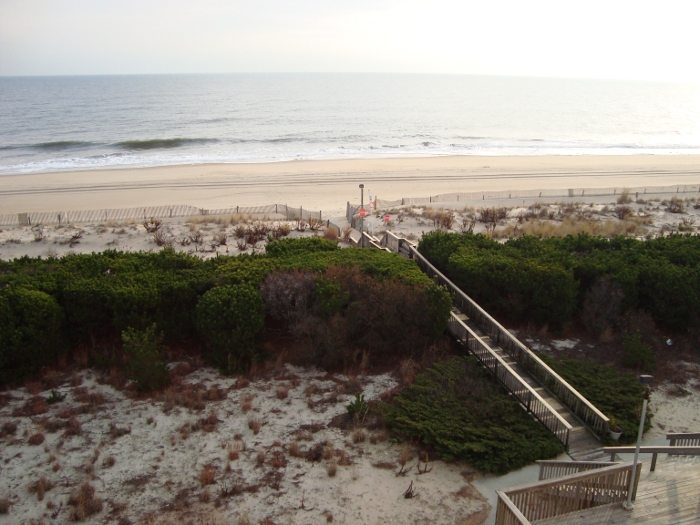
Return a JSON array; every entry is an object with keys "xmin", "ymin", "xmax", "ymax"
[
  {"xmin": 359, "ymin": 184, "xmax": 364, "ymax": 247},
  {"xmin": 623, "ymin": 374, "xmax": 653, "ymax": 511}
]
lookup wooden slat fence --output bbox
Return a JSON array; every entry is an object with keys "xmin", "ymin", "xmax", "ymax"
[
  {"xmin": 0, "ymin": 203, "xmax": 324, "ymax": 227},
  {"xmin": 375, "ymin": 184, "xmax": 700, "ymax": 209},
  {"xmin": 448, "ymin": 311, "xmax": 572, "ymax": 449},
  {"xmin": 537, "ymin": 460, "xmax": 618, "ymax": 481},
  {"xmin": 408, "ymin": 244, "xmax": 610, "ymax": 440},
  {"xmin": 495, "ymin": 462, "xmax": 642, "ymax": 525}
]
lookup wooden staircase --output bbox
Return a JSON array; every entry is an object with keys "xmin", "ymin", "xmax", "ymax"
[{"xmin": 453, "ymin": 310, "xmax": 606, "ymax": 460}]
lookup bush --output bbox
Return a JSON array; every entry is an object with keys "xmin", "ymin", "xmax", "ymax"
[
  {"xmin": 122, "ymin": 324, "xmax": 168, "ymax": 391},
  {"xmin": 265, "ymin": 237, "xmax": 339, "ymax": 257},
  {"xmin": 196, "ymin": 285, "xmax": 265, "ymax": 373},
  {"xmin": 283, "ymin": 266, "xmax": 451, "ymax": 368},
  {"xmin": 622, "ymin": 331, "xmax": 655, "ymax": 372},
  {"xmin": 446, "ymin": 247, "xmax": 577, "ymax": 330},
  {"xmin": 384, "ymin": 358, "xmax": 563, "ymax": 474},
  {"xmin": 0, "ymin": 245, "xmax": 447, "ymax": 385},
  {"xmin": 540, "ymin": 355, "xmax": 651, "ymax": 443},
  {"xmin": 419, "ymin": 231, "xmax": 700, "ymax": 333},
  {"xmin": 0, "ymin": 288, "xmax": 63, "ymax": 383}
]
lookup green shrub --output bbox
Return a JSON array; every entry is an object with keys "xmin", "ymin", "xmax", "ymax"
[
  {"xmin": 622, "ymin": 332, "xmax": 655, "ymax": 372},
  {"xmin": 122, "ymin": 324, "xmax": 168, "ymax": 392},
  {"xmin": 540, "ymin": 355, "xmax": 651, "ymax": 443},
  {"xmin": 346, "ymin": 393, "xmax": 368, "ymax": 419},
  {"xmin": 419, "ymin": 231, "xmax": 700, "ymax": 333},
  {"xmin": 384, "ymin": 358, "xmax": 563, "ymax": 474},
  {"xmin": 0, "ymin": 288, "xmax": 64, "ymax": 383},
  {"xmin": 265, "ymin": 237, "xmax": 339, "ymax": 257},
  {"xmin": 196, "ymin": 285, "xmax": 265, "ymax": 373}
]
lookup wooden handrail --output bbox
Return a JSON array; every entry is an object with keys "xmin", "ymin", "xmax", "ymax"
[
  {"xmin": 449, "ymin": 312, "xmax": 572, "ymax": 448},
  {"xmin": 408, "ymin": 243, "xmax": 610, "ymax": 439},
  {"xmin": 603, "ymin": 446, "xmax": 700, "ymax": 456},
  {"xmin": 603, "ymin": 446, "xmax": 700, "ymax": 471},
  {"xmin": 536, "ymin": 460, "xmax": 618, "ymax": 480},
  {"xmin": 496, "ymin": 491, "xmax": 531, "ymax": 525},
  {"xmin": 496, "ymin": 462, "xmax": 642, "ymax": 524}
]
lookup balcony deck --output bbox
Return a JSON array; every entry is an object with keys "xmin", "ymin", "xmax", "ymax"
[{"xmin": 535, "ymin": 457, "xmax": 700, "ymax": 525}]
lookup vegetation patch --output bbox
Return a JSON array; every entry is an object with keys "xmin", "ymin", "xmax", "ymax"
[
  {"xmin": 540, "ymin": 355, "xmax": 651, "ymax": 443},
  {"xmin": 383, "ymin": 357, "xmax": 563, "ymax": 474},
  {"xmin": 419, "ymin": 231, "xmax": 700, "ymax": 333},
  {"xmin": 0, "ymin": 240, "xmax": 451, "ymax": 384}
]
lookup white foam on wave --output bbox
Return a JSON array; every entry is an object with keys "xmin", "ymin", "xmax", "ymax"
[{"xmin": 2, "ymin": 142, "xmax": 700, "ymax": 175}]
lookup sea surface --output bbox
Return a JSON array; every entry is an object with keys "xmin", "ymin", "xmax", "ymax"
[{"xmin": 1, "ymin": 73, "xmax": 699, "ymax": 174}]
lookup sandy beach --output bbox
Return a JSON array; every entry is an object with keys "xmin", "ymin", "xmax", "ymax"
[{"xmin": 2, "ymin": 155, "xmax": 700, "ymax": 216}]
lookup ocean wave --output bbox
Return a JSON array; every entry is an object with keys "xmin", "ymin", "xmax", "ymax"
[
  {"xmin": 116, "ymin": 138, "xmax": 220, "ymax": 150},
  {"xmin": 0, "ymin": 140, "xmax": 97, "ymax": 152}
]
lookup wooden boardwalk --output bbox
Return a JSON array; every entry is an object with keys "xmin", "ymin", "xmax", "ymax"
[
  {"xmin": 534, "ymin": 458, "xmax": 700, "ymax": 524},
  {"xmin": 454, "ymin": 310, "xmax": 607, "ymax": 461}
]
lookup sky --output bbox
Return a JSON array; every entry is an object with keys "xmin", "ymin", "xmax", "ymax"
[{"xmin": 1, "ymin": 0, "xmax": 699, "ymax": 81}]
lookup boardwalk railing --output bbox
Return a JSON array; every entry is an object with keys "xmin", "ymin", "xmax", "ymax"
[
  {"xmin": 668, "ymin": 432, "xmax": 700, "ymax": 447},
  {"xmin": 495, "ymin": 462, "xmax": 642, "ymax": 525},
  {"xmin": 449, "ymin": 312, "xmax": 572, "ymax": 449},
  {"xmin": 603, "ymin": 445, "xmax": 700, "ymax": 472},
  {"xmin": 406, "ymin": 243, "xmax": 610, "ymax": 440},
  {"xmin": 537, "ymin": 460, "xmax": 618, "ymax": 481}
]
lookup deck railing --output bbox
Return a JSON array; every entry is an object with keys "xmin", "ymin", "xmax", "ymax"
[
  {"xmin": 537, "ymin": 460, "xmax": 618, "ymax": 481},
  {"xmin": 448, "ymin": 312, "xmax": 571, "ymax": 449},
  {"xmin": 407, "ymin": 244, "xmax": 610, "ymax": 439},
  {"xmin": 603, "ymin": 445, "xmax": 700, "ymax": 471},
  {"xmin": 495, "ymin": 462, "xmax": 642, "ymax": 525},
  {"xmin": 668, "ymin": 432, "xmax": 700, "ymax": 447}
]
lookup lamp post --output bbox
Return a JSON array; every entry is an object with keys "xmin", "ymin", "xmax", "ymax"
[
  {"xmin": 359, "ymin": 184, "xmax": 364, "ymax": 247},
  {"xmin": 624, "ymin": 374, "xmax": 653, "ymax": 511}
]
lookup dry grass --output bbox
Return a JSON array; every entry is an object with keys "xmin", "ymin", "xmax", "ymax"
[
  {"xmin": 199, "ymin": 465, "xmax": 216, "ymax": 487},
  {"xmin": 326, "ymin": 461, "xmax": 337, "ymax": 477},
  {"xmin": 323, "ymin": 228, "xmax": 339, "ymax": 241},
  {"xmin": 275, "ymin": 385, "xmax": 289, "ymax": 400},
  {"xmin": 241, "ymin": 393, "xmax": 254, "ymax": 413},
  {"xmin": 64, "ymin": 417, "xmax": 82, "ymax": 437},
  {"xmin": 1, "ymin": 420, "xmax": 18, "ymax": 437},
  {"xmin": 268, "ymin": 451, "xmax": 288, "ymax": 469},
  {"xmin": 228, "ymin": 441, "xmax": 243, "ymax": 460},
  {"xmin": 13, "ymin": 396, "xmax": 49, "ymax": 417},
  {"xmin": 29, "ymin": 475, "xmax": 55, "ymax": 501},
  {"xmin": 494, "ymin": 217, "xmax": 649, "ymax": 239},
  {"xmin": 248, "ymin": 417, "xmax": 262, "ymax": 435},
  {"xmin": 369, "ymin": 429, "xmax": 389, "ymax": 444},
  {"xmin": 351, "ymin": 428, "xmax": 366, "ymax": 444},
  {"xmin": 196, "ymin": 410, "xmax": 221, "ymax": 433},
  {"xmin": 28, "ymin": 432, "xmax": 46, "ymax": 445},
  {"xmin": 399, "ymin": 443, "xmax": 411, "ymax": 467},
  {"xmin": 68, "ymin": 482, "xmax": 103, "ymax": 521},
  {"xmin": 288, "ymin": 441, "xmax": 302, "ymax": 457}
]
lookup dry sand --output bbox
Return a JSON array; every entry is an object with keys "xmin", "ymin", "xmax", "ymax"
[
  {"xmin": 2, "ymin": 155, "xmax": 700, "ymax": 215},
  {"xmin": 0, "ymin": 365, "xmax": 489, "ymax": 525}
]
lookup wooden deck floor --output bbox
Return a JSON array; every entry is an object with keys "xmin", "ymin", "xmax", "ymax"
[
  {"xmin": 458, "ymin": 311, "xmax": 608, "ymax": 461},
  {"xmin": 534, "ymin": 458, "xmax": 700, "ymax": 524}
]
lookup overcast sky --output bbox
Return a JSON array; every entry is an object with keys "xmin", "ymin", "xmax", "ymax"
[{"xmin": 1, "ymin": 0, "xmax": 699, "ymax": 81}]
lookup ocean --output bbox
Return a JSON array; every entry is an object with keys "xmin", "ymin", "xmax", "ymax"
[{"xmin": 1, "ymin": 73, "xmax": 699, "ymax": 174}]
